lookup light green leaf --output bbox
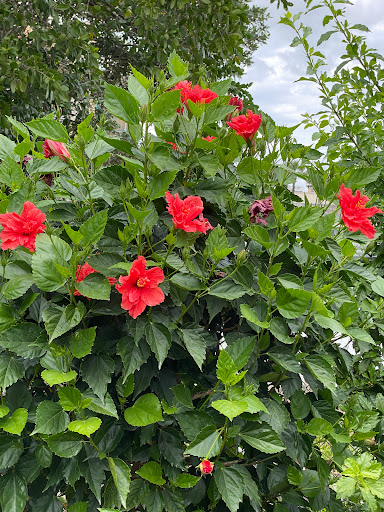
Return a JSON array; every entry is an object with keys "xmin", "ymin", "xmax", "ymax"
[
  {"xmin": 276, "ymin": 288, "xmax": 312, "ymax": 319},
  {"xmin": 105, "ymin": 84, "xmax": 140, "ymax": 125},
  {"xmin": 58, "ymin": 387, "xmax": 82, "ymax": 411},
  {"xmin": 174, "ymin": 474, "xmax": 201, "ymax": 488},
  {"xmin": 184, "ymin": 426, "xmax": 221, "ymax": 457},
  {"xmin": 209, "ymin": 280, "xmax": 246, "ymax": 300},
  {"xmin": 68, "ymin": 417, "xmax": 102, "ymax": 437},
  {"xmin": 152, "ymin": 90, "xmax": 180, "ymax": 121},
  {"xmin": 0, "ymin": 156, "xmax": 25, "ymax": 190},
  {"xmin": 287, "ymin": 206, "xmax": 323, "ymax": 232},
  {"xmin": 0, "ymin": 408, "xmax": 28, "ymax": 435},
  {"xmin": 75, "ymin": 273, "xmax": 111, "ymax": 301},
  {"xmin": 124, "ymin": 394, "xmax": 163, "ymax": 426},
  {"xmin": 240, "ymin": 304, "xmax": 269, "ymax": 328},
  {"xmin": 211, "ymin": 399, "xmax": 248, "ymax": 421},
  {"xmin": 41, "ymin": 369, "xmax": 77, "ymax": 386},
  {"xmin": 2, "ymin": 274, "xmax": 34, "ymax": 300},
  {"xmin": 32, "ymin": 234, "xmax": 72, "ymax": 292},
  {"xmin": 305, "ymin": 354, "xmax": 336, "ymax": 391},
  {"xmin": 306, "ymin": 417, "xmax": 334, "ymax": 436}
]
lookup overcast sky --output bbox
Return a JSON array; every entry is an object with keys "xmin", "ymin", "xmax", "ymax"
[{"xmin": 243, "ymin": 0, "xmax": 384, "ymax": 145}]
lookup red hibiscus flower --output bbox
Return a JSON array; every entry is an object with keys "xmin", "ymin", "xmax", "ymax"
[
  {"xmin": 0, "ymin": 201, "xmax": 46, "ymax": 252},
  {"xmin": 227, "ymin": 109, "xmax": 262, "ymax": 141},
  {"xmin": 228, "ymin": 95, "xmax": 243, "ymax": 120},
  {"xmin": 202, "ymin": 136, "xmax": 216, "ymax": 142},
  {"xmin": 116, "ymin": 256, "xmax": 165, "ymax": 319},
  {"xmin": 174, "ymin": 81, "xmax": 217, "ymax": 111},
  {"xmin": 337, "ymin": 184, "xmax": 382, "ymax": 239},
  {"xmin": 199, "ymin": 460, "xmax": 214, "ymax": 474},
  {"xmin": 165, "ymin": 191, "xmax": 213, "ymax": 234},
  {"xmin": 43, "ymin": 139, "xmax": 70, "ymax": 161},
  {"xmin": 74, "ymin": 262, "xmax": 117, "ymax": 296}
]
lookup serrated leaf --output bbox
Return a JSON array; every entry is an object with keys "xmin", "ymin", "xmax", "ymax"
[
  {"xmin": 81, "ymin": 354, "xmax": 114, "ymax": 399},
  {"xmin": 181, "ymin": 329, "xmax": 206, "ymax": 370},
  {"xmin": 33, "ymin": 401, "xmax": 69, "ymax": 434},
  {"xmin": 0, "ymin": 408, "xmax": 28, "ymax": 435},
  {"xmin": 145, "ymin": 323, "xmax": 171, "ymax": 369},
  {"xmin": 41, "ymin": 369, "xmax": 77, "ymax": 386},
  {"xmin": 79, "ymin": 210, "xmax": 108, "ymax": 247},
  {"xmin": 108, "ymin": 457, "xmax": 131, "ymax": 508},
  {"xmin": 241, "ymin": 423, "xmax": 285, "ymax": 453},
  {"xmin": 47, "ymin": 432, "xmax": 83, "ymax": 458},
  {"xmin": 136, "ymin": 461, "xmax": 165, "ymax": 485}
]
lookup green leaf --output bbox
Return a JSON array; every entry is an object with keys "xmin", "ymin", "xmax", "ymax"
[
  {"xmin": 145, "ymin": 323, "xmax": 171, "ymax": 369},
  {"xmin": 240, "ymin": 304, "xmax": 270, "ymax": 328},
  {"xmin": 181, "ymin": 329, "xmax": 206, "ymax": 370},
  {"xmin": 152, "ymin": 90, "xmax": 180, "ymax": 121},
  {"xmin": 268, "ymin": 346, "xmax": 301, "ymax": 373},
  {"xmin": 0, "ymin": 435, "xmax": 23, "ymax": 469},
  {"xmin": 0, "ymin": 323, "xmax": 47, "ymax": 359},
  {"xmin": 198, "ymin": 154, "xmax": 221, "ymax": 177},
  {"xmin": 6, "ymin": 116, "xmax": 29, "ymax": 139},
  {"xmin": 170, "ymin": 273, "xmax": 203, "ymax": 291},
  {"xmin": 276, "ymin": 288, "xmax": 312, "ymax": 319},
  {"xmin": 32, "ymin": 400, "xmax": 69, "ymax": 434},
  {"xmin": 174, "ymin": 474, "xmax": 201, "ymax": 488},
  {"xmin": 81, "ymin": 354, "xmax": 114, "ymax": 399},
  {"xmin": 70, "ymin": 327, "xmax": 96, "ymax": 358},
  {"xmin": 83, "ymin": 391, "xmax": 118, "ymax": 418},
  {"xmin": 2, "ymin": 274, "xmax": 34, "ymax": 300},
  {"xmin": 0, "ymin": 408, "xmax": 27, "ymax": 435},
  {"xmin": 26, "ymin": 118, "xmax": 68, "ymax": 142},
  {"xmin": 0, "ymin": 472, "xmax": 28, "ymax": 512},
  {"xmin": 136, "ymin": 461, "xmax": 165, "ymax": 485},
  {"xmin": 371, "ymin": 276, "xmax": 384, "ymax": 297},
  {"xmin": 212, "ymin": 399, "xmax": 248, "ymax": 421},
  {"xmin": 217, "ymin": 350, "xmax": 239, "ymax": 385},
  {"xmin": 36, "ymin": 444, "xmax": 52, "ymax": 468},
  {"xmin": 105, "ymin": 84, "xmax": 140, "ymax": 125},
  {"xmin": 43, "ymin": 303, "xmax": 86, "ymax": 341},
  {"xmin": 41, "ymin": 369, "xmax": 77, "ymax": 386},
  {"xmin": 168, "ymin": 50, "xmax": 189, "ymax": 76},
  {"xmin": 287, "ymin": 206, "xmax": 323, "ymax": 232},
  {"xmin": 0, "ymin": 156, "xmax": 25, "ymax": 190},
  {"xmin": 93, "ymin": 165, "xmax": 132, "ymax": 196},
  {"xmin": 80, "ymin": 457, "xmax": 106, "ymax": 504},
  {"xmin": 236, "ymin": 156, "xmax": 258, "ymax": 185},
  {"xmin": 306, "ymin": 418, "xmax": 333, "ymax": 436},
  {"xmin": 108, "ymin": 457, "xmax": 131, "ymax": 508},
  {"xmin": 58, "ymin": 387, "xmax": 82, "ymax": 411},
  {"xmin": 32, "ymin": 234, "xmax": 72, "ymax": 291},
  {"xmin": 0, "ymin": 405, "xmax": 9, "ymax": 418},
  {"xmin": 243, "ymin": 224, "xmax": 273, "ymax": 249},
  {"xmin": 305, "ymin": 354, "xmax": 336, "ymax": 391},
  {"xmin": 241, "ymin": 423, "xmax": 285, "ymax": 453},
  {"xmin": 117, "ymin": 336, "xmax": 150, "ymax": 377},
  {"xmin": 128, "ymin": 74, "xmax": 149, "ymax": 105},
  {"xmin": 68, "ymin": 417, "xmax": 102, "ymax": 437},
  {"xmin": 0, "ymin": 354, "xmax": 24, "ymax": 389},
  {"xmin": 46, "ymin": 432, "xmax": 83, "ymax": 458},
  {"xmin": 75, "ymin": 273, "xmax": 111, "ymax": 301},
  {"xmin": 184, "ymin": 425, "xmax": 221, "ymax": 457},
  {"xmin": 215, "ymin": 466, "xmax": 244, "ymax": 512},
  {"xmin": 290, "ymin": 390, "xmax": 311, "ymax": 419},
  {"xmin": 209, "ymin": 280, "xmax": 246, "ymax": 299},
  {"xmin": 243, "ymin": 395, "xmax": 268, "ymax": 414},
  {"xmin": 0, "ymin": 304, "xmax": 17, "ymax": 334},
  {"xmin": 79, "ymin": 210, "xmax": 108, "ymax": 247},
  {"xmin": 124, "ymin": 394, "xmax": 163, "ymax": 426},
  {"xmin": 68, "ymin": 504, "xmax": 88, "ymax": 512},
  {"xmin": 269, "ymin": 317, "xmax": 292, "ymax": 344},
  {"xmin": 226, "ymin": 337, "xmax": 256, "ymax": 370},
  {"xmin": 149, "ymin": 171, "xmax": 178, "ymax": 200}
]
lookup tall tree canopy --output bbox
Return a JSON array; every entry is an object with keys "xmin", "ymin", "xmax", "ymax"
[{"xmin": 0, "ymin": 0, "xmax": 269, "ymax": 130}]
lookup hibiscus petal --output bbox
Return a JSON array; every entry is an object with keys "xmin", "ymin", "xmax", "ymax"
[
  {"xmin": 140, "ymin": 286, "xmax": 165, "ymax": 307},
  {"xmin": 146, "ymin": 267, "xmax": 165, "ymax": 285},
  {"xmin": 131, "ymin": 255, "xmax": 147, "ymax": 275},
  {"xmin": 128, "ymin": 300, "xmax": 147, "ymax": 319}
]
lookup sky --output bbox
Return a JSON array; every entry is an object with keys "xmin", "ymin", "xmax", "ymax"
[{"xmin": 243, "ymin": 0, "xmax": 384, "ymax": 145}]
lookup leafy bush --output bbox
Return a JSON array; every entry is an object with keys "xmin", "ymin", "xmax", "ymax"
[{"xmin": 0, "ymin": 26, "xmax": 383, "ymax": 512}]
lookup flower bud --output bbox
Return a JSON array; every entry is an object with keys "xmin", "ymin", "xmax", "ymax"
[
  {"xmin": 139, "ymin": 104, "xmax": 148, "ymax": 123},
  {"xmin": 198, "ymin": 459, "xmax": 214, "ymax": 475},
  {"xmin": 236, "ymin": 249, "xmax": 247, "ymax": 266}
]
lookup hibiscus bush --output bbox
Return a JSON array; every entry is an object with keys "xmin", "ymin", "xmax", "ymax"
[{"xmin": 0, "ymin": 37, "xmax": 384, "ymax": 512}]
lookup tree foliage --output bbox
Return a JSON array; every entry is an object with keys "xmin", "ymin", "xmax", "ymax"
[{"xmin": 0, "ymin": 0, "xmax": 269, "ymax": 130}]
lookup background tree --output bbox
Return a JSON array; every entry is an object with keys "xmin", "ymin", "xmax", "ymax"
[{"xmin": 0, "ymin": 0, "xmax": 269, "ymax": 131}]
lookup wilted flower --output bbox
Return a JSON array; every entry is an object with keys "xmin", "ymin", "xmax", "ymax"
[
  {"xmin": 249, "ymin": 196, "xmax": 273, "ymax": 225},
  {"xmin": 228, "ymin": 95, "xmax": 243, "ymax": 120}
]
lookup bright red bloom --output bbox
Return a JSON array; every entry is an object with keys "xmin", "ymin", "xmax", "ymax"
[
  {"xmin": 199, "ymin": 460, "xmax": 214, "ymax": 475},
  {"xmin": 43, "ymin": 139, "xmax": 70, "ymax": 161},
  {"xmin": 174, "ymin": 81, "xmax": 217, "ymax": 110},
  {"xmin": 0, "ymin": 201, "xmax": 46, "ymax": 252},
  {"xmin": 116, "ymin": 256, "xmax": 165, "ymax": 319},
  {"xmin": 202, "ymin": 136, "xmax": 216, "ymax": 142},
  {"xmin": 228, "ymin": 95, "xmax": 243, "ymax": 120},
  {"xmin": 337, "ymin": 184, "xmax": 382, "ymax": 239},
  {"xmin": 74, "ymin": 262, "xmax": 117, "ymax": 296},
  {"xmin": 165, "ymin": 191, "xmax": 213, "ymax": 234},
  {"xmin": 227, "ymin": 109, "xmax": 262, "ymax": 141}
]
